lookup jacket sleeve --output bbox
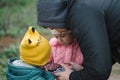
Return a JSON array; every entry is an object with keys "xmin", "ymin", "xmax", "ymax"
[{"xmin": 68, "ymin": 1, "xmax": 112, "ymax": 80}]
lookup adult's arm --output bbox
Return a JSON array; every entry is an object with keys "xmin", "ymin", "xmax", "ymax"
[
  {"xmin": 36, "ymin": 0, "xmax": 112, "ymax": 79},
  {"xmin": 68, "ymin": 1, "xmax": 112, "ymax": 80}
]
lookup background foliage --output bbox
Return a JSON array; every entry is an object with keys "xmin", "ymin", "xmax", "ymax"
[
  {"xmin": 0, "ymin": 0, "xmax": 52, "ymax": 79},
  {"xmin": 0, "ymin": 0, "xmax": 120, "ymax": 80}
]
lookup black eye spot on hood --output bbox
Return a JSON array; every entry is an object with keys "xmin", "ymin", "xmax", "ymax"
[
  {"xmin": 32, "ymin": 27, "xmax": 35, "ymax": 33},
  {"xmin": 28, "ymin": 39, "xmax": 32, "ymax": 44}
]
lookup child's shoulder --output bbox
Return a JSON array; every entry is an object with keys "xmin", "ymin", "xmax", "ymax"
[{"xmin": 49, "ymin": 38, "xmax": 58, "ymax": 46}]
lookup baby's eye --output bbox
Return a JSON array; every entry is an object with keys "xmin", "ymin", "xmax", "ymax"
[{"xmin": 55, "ymin": 36, "xmax": 58, "ymax": 38}]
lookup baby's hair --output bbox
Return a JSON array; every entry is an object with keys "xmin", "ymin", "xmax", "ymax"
[
  {"xmin": 50, "ymin": 27, "xmax": 70, "ymax": 30},
  {"xmin": 66, "ymin": 27, "xmax": 70, "ymax": 30}
]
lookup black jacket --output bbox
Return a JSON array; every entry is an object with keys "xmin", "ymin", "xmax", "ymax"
[{"xmin": 37, "ymin": 0, "xmax": 120, "ymax": 80}]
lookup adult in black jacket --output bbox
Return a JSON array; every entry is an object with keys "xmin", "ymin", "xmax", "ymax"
[{"xmin": 37, "ymin": 0, "xmax": 120, "ymax": 80}]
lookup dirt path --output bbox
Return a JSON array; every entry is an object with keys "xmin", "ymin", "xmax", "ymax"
[
  {"xmin": 109, "ymin": 63, "xmax": 120, "ymax": 80},
  {"xmin": 0, "ymin": 35, "xmax": 21, "ymax": 51}
]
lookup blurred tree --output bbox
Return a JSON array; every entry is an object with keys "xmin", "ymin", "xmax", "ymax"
[{"xmin": 0, "ymin": 0, "xmax": 31, "ymax": 36}]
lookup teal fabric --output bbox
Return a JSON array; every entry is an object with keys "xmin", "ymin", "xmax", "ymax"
[{"xmin": 6, "ymin": 59, "xmax": 55, "ymax": 80}]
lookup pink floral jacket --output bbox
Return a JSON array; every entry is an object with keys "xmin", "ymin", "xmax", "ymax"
[{"xmin": 49, "ymin": 38, "xmax": 84, "ymax": 65}]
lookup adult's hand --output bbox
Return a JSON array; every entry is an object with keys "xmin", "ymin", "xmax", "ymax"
[
  {"xmin": 66, "ymin": 62, "xmax": 84, "ymax": 71},
  {"xmin": 54, "ymin": 63, "xmax": 73, "ymax": 80}
]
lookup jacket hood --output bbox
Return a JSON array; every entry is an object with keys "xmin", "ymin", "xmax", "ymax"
[
  {"xmin": 6, "ymin": 59, "xmax": 55, "ymax": 80},
  {"xmin": 37, "ymin": 0, "xmax": 68, "ymax": 28}
]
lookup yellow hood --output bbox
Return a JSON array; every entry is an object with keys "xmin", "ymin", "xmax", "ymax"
[{"xmin": 20, "ymin": 26, "xmax": 51, "ymax": 66}]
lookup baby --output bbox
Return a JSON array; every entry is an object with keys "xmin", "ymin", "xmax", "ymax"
[
  {"xmin": 6, "ymin": 26, "xmax": 55, "ymax": 80},
  {"xmin": 45, "ymin": 28, "xmax": 84, "ymax": 72}
]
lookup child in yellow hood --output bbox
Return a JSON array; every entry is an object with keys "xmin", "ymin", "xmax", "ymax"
[{"xmin": 6, "ymin": 26, "xmax": 55, "ymax": 80}]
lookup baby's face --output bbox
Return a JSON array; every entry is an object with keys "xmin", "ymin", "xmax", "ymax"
[
  {"xmin": 55, "ymin": 32, "xmax": 74, "ymax": 46},
  {"xmin": 51, "ymin": 28, "xmax": 74, "ymax": 46}
]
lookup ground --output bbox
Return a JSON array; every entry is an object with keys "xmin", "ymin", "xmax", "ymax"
[
  {"xmin": 0, "ymin": 36, "xmax": 120, "ymax": 79},
  {"xmin": 109, "ymin": 63, "xmax": 120, "ymax": 80},
  {"xmin": 0, "ymin": 35, "xmax": 21, "ymax": 51}
]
